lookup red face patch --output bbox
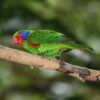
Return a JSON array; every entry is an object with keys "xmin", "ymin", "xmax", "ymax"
[
  {"xmin": 13, "ymin": 34, "xmax": 24, "ymax": 46},
  {"xmin": 28, "ymin": 40, "xmax": 40, "ymax": 48}
]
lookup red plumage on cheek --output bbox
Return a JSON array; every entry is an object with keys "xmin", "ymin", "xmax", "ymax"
[
  {"xmin": 13, "ymin": 34, "xmax": 24, "ymax": 46},
  {"xmin": 18, "ymin": 37, "xmax": 23, "ymax": 46}
]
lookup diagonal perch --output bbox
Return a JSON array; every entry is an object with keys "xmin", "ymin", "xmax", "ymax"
[{"xmin": 0, "ymin": 44, "xmax": 100, "ymax": 82}]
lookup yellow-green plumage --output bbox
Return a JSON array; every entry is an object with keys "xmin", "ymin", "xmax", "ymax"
[{"xmin": 13, "ymin": 30, "xmax": 92, "ymax": 58}]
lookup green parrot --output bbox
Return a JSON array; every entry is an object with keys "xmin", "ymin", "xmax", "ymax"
[{"xmin": 13, "ymin": 29, "xmax": 92, "ymax": 58}]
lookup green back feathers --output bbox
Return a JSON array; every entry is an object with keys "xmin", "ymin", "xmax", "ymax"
[{"xmin": 28, "ymin": 30, "xmax": 64, "ymax": 44}]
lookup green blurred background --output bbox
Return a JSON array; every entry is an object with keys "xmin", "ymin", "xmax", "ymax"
[{"xmin": 0, "ymin": 0, "xmax": 100, "ymax": 100}]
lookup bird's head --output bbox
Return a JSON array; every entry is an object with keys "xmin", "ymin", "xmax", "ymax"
[{"xmin": 13, "ymin": 30, "xmax": 30, "ymax": 46}]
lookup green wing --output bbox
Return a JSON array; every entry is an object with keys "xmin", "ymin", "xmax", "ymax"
[
  {"xmin": 28, "ymin": 29, "xmax": 92, "ymax": 51},
  {"xmin": 28, "ymin": 30, "xmax": 65, "ymax": 44}
]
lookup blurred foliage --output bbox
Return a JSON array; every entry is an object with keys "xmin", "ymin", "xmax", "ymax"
[{"xmin": 0, "ymin": 0, "xmax": 100, "ymax": 100}]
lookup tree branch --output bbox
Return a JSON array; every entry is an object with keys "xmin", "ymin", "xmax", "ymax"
[{"xmin": 0, "ymin": 44, "xmax": 100, "ymax": 82}]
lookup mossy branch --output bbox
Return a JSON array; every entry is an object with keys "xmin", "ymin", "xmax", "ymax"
[{"xmin": 0, "ymin": 44, "xmax": 100, "ymax": 82}]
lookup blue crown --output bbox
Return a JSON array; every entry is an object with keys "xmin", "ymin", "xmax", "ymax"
[{"xmin": 21, "ymin": 31, "xmax": 29, "ymax": 40}]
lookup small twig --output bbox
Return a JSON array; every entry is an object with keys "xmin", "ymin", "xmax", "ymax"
[{"xmin": 0, "ymin": 44, "xmax": 100, "ymax": 82}]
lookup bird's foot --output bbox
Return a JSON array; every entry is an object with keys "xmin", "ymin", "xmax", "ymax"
[{"xmin": 38, "ymin": 53, "xmax": 45, "ymax": 58}]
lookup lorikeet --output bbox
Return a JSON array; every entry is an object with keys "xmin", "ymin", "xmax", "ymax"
[{"xmin": 13, "ymin": 30, "xmax": 92, "ymax": 58}]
